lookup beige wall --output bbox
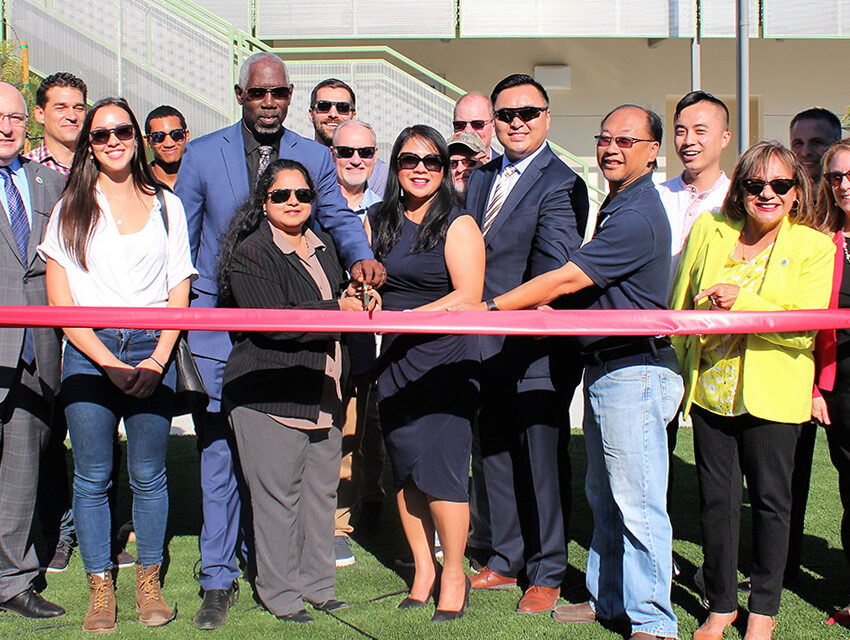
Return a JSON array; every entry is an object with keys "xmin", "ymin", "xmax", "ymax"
[{"xmin": 274, "ymin": 36, "xmax": 847, "ymax": 187}]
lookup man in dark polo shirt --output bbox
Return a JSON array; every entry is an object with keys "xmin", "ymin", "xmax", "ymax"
[{"xmin": 461, "ymin": 104, "xmax": 683, "ymax": 640}]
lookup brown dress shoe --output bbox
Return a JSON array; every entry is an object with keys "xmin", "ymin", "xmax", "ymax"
[
  {"xmin": 517, "ymin": 585, "xmax": 561, "ymax": 613},
  {"xmin": 694, "ymin": 611, "xmax": 738, "ymax": 640},
  {"xmin": 135, "ymin": 564, "xmax": 176, "ymax": 627},
  {"xmin": 469, "ymin": 567, "xmax": 518, "ymax": 590},
  {"xmin": 84, "ymin": 573, "xmax": 117, "ymax": 633},
  {"xmin": 552, "ymin": 600, "xmax": 596, "ymax": 623},
  {"xmin": 629, "ymin": 633, "xmax": 677, "ymax": 640}
]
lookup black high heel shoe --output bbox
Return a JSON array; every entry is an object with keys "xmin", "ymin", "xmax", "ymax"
[
  {"xmin": 431, "ymin": 576, "xmax": 470, "ymax": 623},
  {"xmin": 398, "ymin": 569, "xmax": 442, "ymax": 610}
]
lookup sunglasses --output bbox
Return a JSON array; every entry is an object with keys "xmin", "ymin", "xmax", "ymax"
[
  {"xmin": 825, "ymin": 170, "xmax": 850, "ymax": 187},
  {"xmin": 741, "ymin": 178, "xmax": 796, "ymax": 197},
  {"xmin": 452, "ymin": 119, "xmax": 492, "ymax": 132},
  {"xmin": 397, "ymin": 153, "xmax": 443, "ymax": 172},
  {"xmin": 494, "ymin": 106, "xmax": 547, "ymax": 124},
  {"xmin": 594, "ymin": 135, "xmax": 655, "ymax": 149},
  {"xmin": 243, "ymin": 85, "xmax": 292, "ymax": 101},
  {"xmin": 334, "ymin": 146, "xmax": 376, "ymax": 159},
  {"xmin": 148, "ymin": 129, "xmax": 187, "ymax": 144},
  {"xmin": 267, "ymin": 188, "xmax": 315, "ymax": 204},
  {"xmin": 451, "ymin": 158, "xmax": 479, "ymax": 169},
  {"xmin": 312, "ymin": 100, "xmax": 352, "ymax": 115},
  {"xmin": 89, "ymin": 125, "xmax": 135, "ymax": 145}
]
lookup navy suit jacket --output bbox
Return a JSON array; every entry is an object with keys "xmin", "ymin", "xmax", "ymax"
[
  {"xmin": 175, "ymin": 122, "xmax": 373, "ymax": 406},
  {"xmin": 465, "ymin": 143, "xmax": 588, "ymax": 377}
]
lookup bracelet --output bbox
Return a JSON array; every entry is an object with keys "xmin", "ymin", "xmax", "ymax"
[
  {"xmin": 485, "ymin": 299, "xmax": 499, "ymax": 311},
  {"xmin": 148, "ymin": 356, "xmax": 165, "ymax": 371}
]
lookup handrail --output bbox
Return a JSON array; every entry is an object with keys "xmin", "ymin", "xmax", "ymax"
[{"xmin": 549, "ymin": 141, "xmax": 607, "ymax": 203}]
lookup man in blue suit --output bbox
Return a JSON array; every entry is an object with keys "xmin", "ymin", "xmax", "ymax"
[
  {"xmin": 465, "ymin": 74, "xmax": 588, "ymax": 614},
  {"xmin": 175, "ymin": 52, "xmax": 384, "ymax": 630}
]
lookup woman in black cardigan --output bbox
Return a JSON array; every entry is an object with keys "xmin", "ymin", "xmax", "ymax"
[{"xmin": 218, "ymin": 159, "xmax": 377, "ymax": 623}]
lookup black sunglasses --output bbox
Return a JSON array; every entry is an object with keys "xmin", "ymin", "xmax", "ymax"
[
  {"xmin": 397, "ymin": 153, "xmax": 443, "ymax": 172},
  {"xmin": 825, "ymin": 170, "xmax": 850, "ymax": 187},
  {"xmin": 450, "ymin": 157, "xmax": 479, "ymax": 169},
  {"xmin": 741, "ymin": 178, "xmax": 796, "ymax": 197},
  {"xmin": 267, "ymin": 188, "xmax": 315, "ymax": 204},
  {"xmin": 334, "ymin": 146, "xmax": 376, "ymax": 159},
  {"xmin": 312, "ymin": 100, "xmax": 352, "ymax": 115},
  {"xmin": 148, "ymin": 129, "xmax": 186, "ymax": 144},
  {"xmin": 452, "ymin": 119, "xmax": 492, "ymax": 132},
  {"xmin": 594, "ymin": 135, "xmax": 656, "ymax": 149},
  {"xmin": 494, "ymin": 106, "xmax": 547, "ymax": 124},
  {"xmin": 244, "ymin": 85, "xmax": 292, "ymax": 101},
  {"xmin": 90, "ymin": 125, "xmax": 135, "ymax": 145}
]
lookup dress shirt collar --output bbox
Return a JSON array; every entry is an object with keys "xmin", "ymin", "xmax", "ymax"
[{"xmin": 498, "ymin": 141, "xmax": 547, "ymax": 176}]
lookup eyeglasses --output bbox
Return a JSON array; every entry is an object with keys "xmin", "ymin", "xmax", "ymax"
[
  {"xmin": 741, "ymin": 178, "xmax": 796, "ymax": 197},
  {"xmin": 450, "ymin": 158, "xmax": 479, "ymax": 170},
  {"xmin": 334, "ymin": 146, "xmax": 376, "ymax": 159},
  {"xmin": 494, "ymin": 107, "xmax": 547, "ymax": 124},
  {"xmin": 824, "ymin": 170, "xmax": 850, "ymax": 187},
  {"xmin": 594, "ymin": 135, "xmax": 656, "ymax": 149},
  {"xmin": 89, "ymin": 125, "xmax": 135, "ymax": 145},
  {"xmin": 267, "ymin": 188, "xmax": 315, "ymax": 204},
  {"xmin": 243, "ymin": 85, "xmax": 292, "ymax": 101},
  {"xmin": 397, "ymin": 153, "xmax": 443, "ymax": 172},
  {"xmin": 0, "ymin": 112, "xmax": 27, "ymax": 127},
  {"xmin": 312, "ymin": 100, "xmax": 352, "ymax": 115},
  {"xmin": 452, "ymin": 119, "xmax": 492, "ymax": 132},
  {"xmin": 148, "ymin": 129, "xmax": 187, "ymax": 144}
]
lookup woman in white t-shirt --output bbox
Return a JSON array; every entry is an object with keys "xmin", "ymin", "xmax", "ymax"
[{"xmin": 38, "ymin": 97, "xmax": 196, "ymax": 634}]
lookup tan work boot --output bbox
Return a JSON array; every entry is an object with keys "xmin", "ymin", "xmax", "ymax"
[
  {"xmin": 84, "ymin": 573, "xmax": 117, "ymax": 633},
  {"xmin": 135, "ymin": 564, "xmax": 176, "ymax": 627}
]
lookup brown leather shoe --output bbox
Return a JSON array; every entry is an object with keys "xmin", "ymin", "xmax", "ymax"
[
  {"xmin": 135, "ymin": 564, "xmax": 176, "ymax": 627},
  {"xmin": 629, "ymin": 633, "xmax": 677, "ymax": 640},
  {"xmin": 469, "ymin": 567, "xmax": 517, "ymax": 590},
  {"xmin": 517, "ymin": 585, "xmax": 560, "ymax": 613},
  {"xmin": 694, "ymin": 611, "xmax": 738, "ymax": 640},
  {"xmin": 552, "ymin": 600, "xmax": 596, "ymax": 623},
  {"xmin": 84, "ymin": 573, "xmax": 117, "ymax": 633}
]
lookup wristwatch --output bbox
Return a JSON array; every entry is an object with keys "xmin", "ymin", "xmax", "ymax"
[{"xmin": 485, "ymin": 299, "xmax": 499, "ymax": 311}]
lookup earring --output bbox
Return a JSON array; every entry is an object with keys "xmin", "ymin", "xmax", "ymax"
[{"xmin": 262, "ymin": 209, "xmax": 268, "ymax": 217}]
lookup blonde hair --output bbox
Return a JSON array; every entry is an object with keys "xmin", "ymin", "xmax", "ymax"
[
  {"xmin": 816, "ymin": 139, "xmax": 850, "ymax": 233},
  {"xmin": 721, "ymin": 140, "xmax": 818, "ymax": 230}
]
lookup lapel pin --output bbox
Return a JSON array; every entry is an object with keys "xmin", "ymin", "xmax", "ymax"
[
  {"xmin": 779, "ymin": 257, "xmax": 789, "ymax": 266},
  {"xmin": 35, "ymin": 176, "xmax": 43, "ymax": 184}
]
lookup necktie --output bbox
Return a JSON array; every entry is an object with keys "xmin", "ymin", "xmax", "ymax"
[
  {"xmin": 0, "ymin": 166, "xmax": 35, "ymax": 365},
  {"xmin": 481, "ymin": 164, "xmax": 517, "ymax": 237},
  {"xmin": 0, "ymin": 166, "xmax": 29, "ymax": 261},
  {"xmin": 257, "ymin": 146, "xmax": 274, "ymax": 183}
]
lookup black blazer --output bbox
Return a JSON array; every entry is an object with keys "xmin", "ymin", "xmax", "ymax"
[{"xmin": 222, "ymin": 223, "xmax": 349, "ymax": 421}]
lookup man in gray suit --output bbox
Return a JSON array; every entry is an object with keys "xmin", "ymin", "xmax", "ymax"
[{"xmin": 0, "ymin": 82, "xmax": 66, "ymax": 619}]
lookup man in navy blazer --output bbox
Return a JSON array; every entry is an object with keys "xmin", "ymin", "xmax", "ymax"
[
  {"xmin": 175, "ymin": 52, "xmax": 383, "ymax": 630},
  {"xmin": 465, "ymin": 74, "xmax": 588, "ymax": 614}
]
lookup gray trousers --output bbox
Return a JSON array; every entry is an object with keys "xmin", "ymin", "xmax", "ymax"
[
  {"xmin": 0, "ymin": 363, "xmax": 51, "ymax": 602},
  {"xmin": 230, "ymin": 406, "xmax": 341, "ymax": 616}
]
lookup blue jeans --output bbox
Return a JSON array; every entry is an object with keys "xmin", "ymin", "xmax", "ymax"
[
  {"xmin": 582, "ymin": 346, "xmax": 683, "ymax": 638},
  {"xmin": 62, "ymin": 329, "xmax": 176, "ymax": 573}
]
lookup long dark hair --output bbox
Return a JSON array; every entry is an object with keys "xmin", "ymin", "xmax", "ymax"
[
  {"xmin": 60, "ymin": 97, "xmax": 159, "ymax": 270},
  {"xmin": 372, "ymin": 125, "xmax": 454, "ymax": 261},
  {"xmin": 218, "ymin": 159, "xmax": 316, "ymax": 304}
]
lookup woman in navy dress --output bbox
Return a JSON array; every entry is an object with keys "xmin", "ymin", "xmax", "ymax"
[{"xmin": 367, "ymin": 125, "xmax": 484, "ymax": 621}]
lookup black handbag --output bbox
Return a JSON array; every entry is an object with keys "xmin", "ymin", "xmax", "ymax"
[{"xmin": 156, "ymin": 191, "xmax": 208, "ymax": 416}]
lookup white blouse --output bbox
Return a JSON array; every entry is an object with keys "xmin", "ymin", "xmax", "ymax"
[{"xmin": 38, "ymin": 188, "xmax": 197, "ymax": 307}]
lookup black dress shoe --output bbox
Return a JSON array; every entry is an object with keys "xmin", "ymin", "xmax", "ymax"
[
  {"xmin": 277, "ymin": 609, "xmax": 314, "ymax": 623},
  {"xmin": 307, "ymin": 598, "xmax": 349, "ymax": 612},
  {"xmin": 398, "ymin": 595, "xmax": 429, "ymax": 609},
  {"xmin": 431, "ymin": 576, "xmax": 470, "ymax": 623},
  {"xmin": 193, "ymin": 581, "xmax": 238, "ymax": 630},
  {"xmin": 0, "ymin": 587, "xmax": 66, "ymax": 619}
]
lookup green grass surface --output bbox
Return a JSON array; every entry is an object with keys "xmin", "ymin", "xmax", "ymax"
[{"xmin": 2, "ymin": 428, "xmax": 847, "ymax": 639}]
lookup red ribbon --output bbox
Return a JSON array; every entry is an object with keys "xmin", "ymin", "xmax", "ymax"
[{"xmin": 1, "ymin": 306, "xmax": 850, "ymax": 335}]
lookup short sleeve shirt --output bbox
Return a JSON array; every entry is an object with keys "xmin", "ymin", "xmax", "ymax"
[{"xmin": 569, "ymin": 172, "xmax": 672, "ymax": 351}]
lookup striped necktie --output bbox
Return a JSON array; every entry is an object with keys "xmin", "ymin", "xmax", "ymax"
[
  {"xmin": 0, "ymin": 166, "xmax": 29, "ymax": 261},
  {"xmin": 481, "ymin": 164, "xmax": 517, "ymax": 237}
]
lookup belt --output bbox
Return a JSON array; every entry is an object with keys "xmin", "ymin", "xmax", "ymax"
[{"xmin": 581, "ymin": 336, "xmax": 672, "ymax": 366}]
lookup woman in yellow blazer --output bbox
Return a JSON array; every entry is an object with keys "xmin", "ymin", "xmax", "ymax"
[{"xmin": 670, "ymin": 141, "xmax": 834, "ymax": 640}]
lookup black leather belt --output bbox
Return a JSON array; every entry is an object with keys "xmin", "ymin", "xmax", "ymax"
[{"xmin": 581, "ymin": 336, "xmax": 672, "ymax": 366}]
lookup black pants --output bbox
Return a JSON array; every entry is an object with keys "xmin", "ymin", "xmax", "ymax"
[
  {"xmin": 785, "ymin": 420, "xmax": 817, "ymax": 580},
  {"xmin": 824, "ymin": 388, "xmax": 850, "ymax": 573},
  {"xmin": 691, "ymin": 406, "xmax": 800, "ymax": 616}
]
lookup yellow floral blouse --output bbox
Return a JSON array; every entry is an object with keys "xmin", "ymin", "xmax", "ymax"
[{"xmin": 693, "ymin": 245, "xmax": 773, "ymax": 416}]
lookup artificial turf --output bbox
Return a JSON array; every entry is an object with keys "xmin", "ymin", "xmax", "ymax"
[{"xmin": 1, "ymin": 428, "xmax": 847, "ymax": 639}]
